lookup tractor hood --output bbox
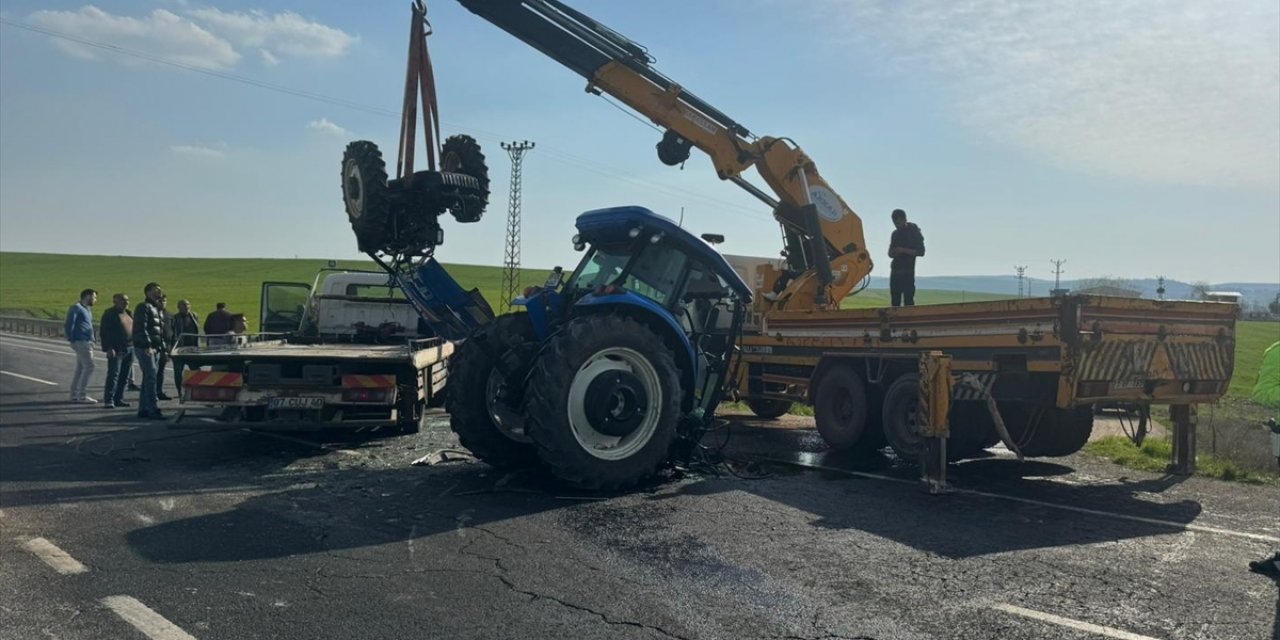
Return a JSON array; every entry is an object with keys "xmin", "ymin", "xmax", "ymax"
[{"xmin": 574, "ymin": 206, "xmax": 752, "ymax": 300}]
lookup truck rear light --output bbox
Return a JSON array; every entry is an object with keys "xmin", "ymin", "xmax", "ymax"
[
  {"xmin": 190, "ymin": 387, "xmax": 239, "ymax": 402},
  {"xmin": 342, "ymin": 389, "xmax": 389, "ymax": 403}
]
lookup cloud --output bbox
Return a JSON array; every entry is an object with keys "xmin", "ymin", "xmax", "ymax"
[
  {"xmin": 307, "ymin": 118, "xmax": 349, "ymax": 137},
  {"xmin": 259, "ymin": 48, "xmax": 279, "ymax": 66},
  {"xmin": 793, "ymin": 0, "xmax": 1280, "ymax": 190},
  {"xmin": 28, "ymin": 5, "xmax": 240, "ymax": 69},
  {"xmin": 170, "ymin": 144, "xmax": 226, "ymax": 158},
  {"xmin": 187, "ymin": 8, "xmax": 356, "ymax": 61}
]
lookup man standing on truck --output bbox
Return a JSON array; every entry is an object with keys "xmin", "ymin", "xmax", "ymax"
[
  {"xmin": 99, "ymin": 293, "xmax": 134, "ymax": 409},
  {"xmin": 887, "ymin": 208, "xmax": 926, "ymax": 307},
  {"xmin": 64, "ymin": 288, "xmax": 97, "ymax": 403}
]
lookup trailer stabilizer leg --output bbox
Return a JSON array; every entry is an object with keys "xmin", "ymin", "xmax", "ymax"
[
  {"xmin": 1168, "ymin": 403, "xmax": 1197, "ymax": 475},
  {"xmin": 917, "ymin": 351, "xmax": 954, "ymax": 494}
]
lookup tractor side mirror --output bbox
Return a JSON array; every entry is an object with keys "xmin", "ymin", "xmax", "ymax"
[{"xmin": 701, "ymin": 233, "xmax": 724, "ymax": 245}]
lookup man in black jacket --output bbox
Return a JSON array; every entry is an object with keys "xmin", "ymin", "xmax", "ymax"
[
  {"xmin": 132, "ymin": 282, "xmax": 167, "ymax": 419},
  {"xmin": 171, "ymin": 299, "xmax": 201, "ymax": 396},
  {"xmin": 99, "ymin": 293, "xmax": 134, "ymax": 409},
  {"xmin": 154, "ymin": 295, "xmax": 175, "ymax": 401},
  {"xmin": 887, "ymin": 208, "xmax": 926, "ymax": 307}
]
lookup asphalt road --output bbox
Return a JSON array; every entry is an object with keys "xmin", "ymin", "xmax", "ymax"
[{"xmin": 1, "ymin": 332, "xmax": 1277, "ymax": 640}]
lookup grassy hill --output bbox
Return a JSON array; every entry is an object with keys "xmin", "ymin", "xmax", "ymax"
[{"xmin": 2, "ymin": 251, "xmax": 1273, "ymax": 399}]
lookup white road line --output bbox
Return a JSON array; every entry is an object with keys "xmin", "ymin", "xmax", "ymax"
[
  {"xmin": 756, "ymin": 457, "xmax": 1280, "ymax": 544},
  {"xmin": 0, "ymin": 370, "xmax": 58, "ymax": 385},
  {"xmin": 0, "ymin": 341, "xmax": 74, "ymax": 357},
  {"xmin": 21, "ymin": 537, "xmax": 88, "ymax": 575},
  {"xmin": 992, "ymin": 604, "xmax": 1162, "ymax": 640},
  {"xmin": 102, "ymin": 596, "xmax": 198, "ymax": 640}
]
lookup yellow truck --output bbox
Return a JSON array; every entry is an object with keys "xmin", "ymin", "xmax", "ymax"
[{"xmin": 457, "ymin": 0, "xmax": 1235, "ymax": 478}]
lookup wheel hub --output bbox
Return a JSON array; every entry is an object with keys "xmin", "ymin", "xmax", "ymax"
[
  {"xmin": 583, "ymin": 370, "xmax": 648, "ymax": 437},
  {"xmin": 344, "ymin": 161, "xmax": 365, "ymax": 219}
]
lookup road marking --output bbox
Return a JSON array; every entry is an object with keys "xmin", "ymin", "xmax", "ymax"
[
  {"xmin": 21, "ymin": 537, "xmax": 88, "ymax": 575},
  {"xmin": 102, "ymin": 595, "xmax": 198, "ymax": 640},
  {"xmin": 992, "ymin": 604, "xmax": 1161, "ymax": 640},
  {"xmin": 756, "ymin": 457, "xmax": 1280, "ymax": 544},
  {"xmin": 0, "ymin": 370, "xmax": 58, "ymax": 385},
  {"xmin": 0, "ymin": 341, "xmax": 74, "ymax": 357}
]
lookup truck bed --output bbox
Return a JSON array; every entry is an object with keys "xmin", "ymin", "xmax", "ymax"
[
  {"xmin": 172, "ymin": 338, "xmax": 453, "ymax": 370},
  {"xmin": 744, "ymin": 294, "xmax": 1237, "ymax": 407}
]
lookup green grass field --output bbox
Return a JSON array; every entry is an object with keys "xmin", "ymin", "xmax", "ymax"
[{"xmin": 0, "ymin": 251, "xmax": 1009, "ymax": 324}]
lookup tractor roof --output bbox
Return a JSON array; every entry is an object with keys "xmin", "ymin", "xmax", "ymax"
[{"xmin": 575, "ymin": 206, "xmax": 751, "ymax": 300}]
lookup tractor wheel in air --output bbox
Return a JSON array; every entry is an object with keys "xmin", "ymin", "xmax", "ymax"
[
  {"xmin": 524, "ymin": 315, "xmax": 682, "ymax": 490},
  {"xmin": 882, "ymin": 373, "xmax": 925, "ymax": 462},
  {"xmin": 342, "ymin": 141, "xmax": 390, "ymax": 253},
  {"xmin": 813, "ymin": 364, "xmax": 868, "ymax": 451},
  {"xmin": 440, "ymin": 134, "xmax": 490, "ymax": 223},
  {"xmin": 447, "ymin": 313, "xmax": 538, "ymax": 469},
  {"xmin": 746, "ymin": 398, "xmax": 792, "ymax": 420}
]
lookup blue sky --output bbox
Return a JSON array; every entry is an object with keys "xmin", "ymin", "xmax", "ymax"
[{"xmin": 1, "ymin": 0, "xmax": 1277, "ymax": 284}]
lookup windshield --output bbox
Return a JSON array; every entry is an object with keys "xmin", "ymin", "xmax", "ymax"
[{"xmin": 570, "ymin": 241, "xmax": 690, "ymax": 306}]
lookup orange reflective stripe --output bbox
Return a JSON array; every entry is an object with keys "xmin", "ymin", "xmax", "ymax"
[
  {"xmin": 183, "ymin": 371, "xmax": 243, "ymax": 387},
  {"xmin": 342, "ymin": 374, "xmax": 396, "ymax": 388}
]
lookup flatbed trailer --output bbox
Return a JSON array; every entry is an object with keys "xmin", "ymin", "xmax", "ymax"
[
  {"xmin": 171, "ymin": 336, "xmax": 452, "ymax": 432},
  {"xmin": 736, "ymin": 294, "xmax": 1237, "ymax": 469}
]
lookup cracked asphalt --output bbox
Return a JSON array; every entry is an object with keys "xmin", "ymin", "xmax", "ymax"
[{"xmin": 2, "ymin": 333, "xmax": 1278, "ymax": 640}]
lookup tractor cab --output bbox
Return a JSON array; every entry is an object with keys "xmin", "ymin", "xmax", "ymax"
[{"xmin": 450, "ymin": 206, "xmax": 753, "ymax": 490}]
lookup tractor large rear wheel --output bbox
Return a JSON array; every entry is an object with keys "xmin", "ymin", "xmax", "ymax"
[
  {"xmin": 525, "ymin": 315, "xmax": 682, "ymax": 490},
  {"xmin": 341, "ymin": 141, "xmax": 390, "ymax": 253},
  {"xmin": 447, "ymin": 313, "xmax": 538, "ymax": 469}
]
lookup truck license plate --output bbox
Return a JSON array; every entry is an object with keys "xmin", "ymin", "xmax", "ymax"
[{"xmin": 268, "ymin": 397, "xmax": 325, "ymax": 410}]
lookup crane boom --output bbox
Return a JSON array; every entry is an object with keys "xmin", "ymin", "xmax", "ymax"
[{"xmin": 458, "ymin": 0, "xmax": 873, "ymax": 309}]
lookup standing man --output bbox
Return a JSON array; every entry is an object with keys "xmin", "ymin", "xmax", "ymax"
[
  {"xmin": 64, "ymin": 288, "xmax": 98, "ymax": 403},
  {"xmin": 99, "ymin": 293, "xmax": 134, "ymax": 409},
  {"xmin": 203, "ymin": 302, "xmax": 233, "ymax": 336},
  {"xmin": 171, "ymin": 299, "xmax": 201, "ymax": 396},
  {"xmin": 887, "ymin": 208, "xmax": 926, "ymax": 307},
  {"xmin": 132, "ymin": 282, "xmax": 166, "ymax": 420},
  {"xmin": 154, "ymin": 295, "xmax": 175, "ymax": 401}
]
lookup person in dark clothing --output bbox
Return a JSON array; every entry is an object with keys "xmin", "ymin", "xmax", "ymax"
[
  {"xmin": 203, "ymin": 302, "xmax": 233, "ymax": 337},
  {"xmin": 154, "ymin": 295, "xmax": 175, "ymax": 401},
  {"xmin": 99, "ymin": 293, "xmax": 134, "ymax": 409},
  {"xmin": 887, "ymin": 208, "xmax": 926, "ymax": 307},
  {"xmin": 171, "ymin": 299, "xmax": 200, "ymax": 395},
  {"xmin": 132, "ymin": 282, "xmax": 167, "ymax": 419}
]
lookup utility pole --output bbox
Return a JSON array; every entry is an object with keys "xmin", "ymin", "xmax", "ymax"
[
  {"xmin": 1156, "ymin": 276, "xmax": 1166, "ymax": 300},
  {"xmin": 500, "ymin": 140, "xmax": 535, "ymax": 312},
  {"xmin": 1050, "ymin": 259, "xmax": 1067, "ymax": 297},
  {"xmin": 1015, "ymin": 265, "xmax": 1027, "ymax": 298}
]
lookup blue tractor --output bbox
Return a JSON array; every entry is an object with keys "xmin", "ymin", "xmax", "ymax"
[{"xmin": 448, "ymin": 206, "xmax": 752, "ymax": 489}]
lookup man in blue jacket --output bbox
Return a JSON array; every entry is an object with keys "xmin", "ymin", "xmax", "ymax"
[{"xmin": 64, "ymin": 288, "xmax": 98, "ymax": 403}]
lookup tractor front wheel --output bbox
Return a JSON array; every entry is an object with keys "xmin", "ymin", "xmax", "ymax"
[
  {"xmin": 341, "ymin": 141, "xmax": 390, "ymax": 253},
  {"xmin": 525, "ymin": 315, "xmax": 682, "ymax": 490},
  {"xmin": 447, "ymin": 313, "xmax": 538, "ymax": 469}
]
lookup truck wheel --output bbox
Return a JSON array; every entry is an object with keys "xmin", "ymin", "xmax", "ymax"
[
  {"xmin": 441, "ymin": 135, "xmax": 490, "ymax": 223},
  {"xmin": 945, "ymin": 401, "xmax": 996, "ymax": 460},
  {"xmin": 746, "ymin": 398, "xmax": 792, "ymax": 420},
  {"xmin": 342, "ymin": 141, "xmax": 390, "ymax": 253},
  {"xmin": 813, "ymin": 364, "xmax": 868, "ymax": 450},
  {"xmin": 447, "ymin": 314, "xmax": 538, "ymax": 468},
  {"xmin": 397, "ymin": 398, "xmax": 424, "ymax": 434},
  {"xmin": 525, "ymin": 315, "xmax": 682, "ymax": 490},
  {"xmin": 882, "ymin": 373, "xmax": 925, "ymax": 461},
  {"xmin": 1039, "ymin": 406, "xmax": 1095, "ymax": 456}
]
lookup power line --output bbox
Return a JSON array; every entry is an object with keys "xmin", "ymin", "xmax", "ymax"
[
  {"xmin": 0, "ymin": 17, "xmax": 773, "ymax": 222},
  {"xmin": 1050, "ymin": 259, "xmax": 1067, "ymax": 293},
  {"xmin": 1014, "ymin": 265, "xmax": 1027, "ymax": 298}
]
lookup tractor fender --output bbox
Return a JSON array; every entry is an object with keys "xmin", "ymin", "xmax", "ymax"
[{"xmin": 573, "ymin": 292, "xmax": 697, "ymax": 406}]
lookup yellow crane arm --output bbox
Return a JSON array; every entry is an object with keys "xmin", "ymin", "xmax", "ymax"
[{"xmin": 458, "ymin": 0, "xmax": 873, "ymax": 309}]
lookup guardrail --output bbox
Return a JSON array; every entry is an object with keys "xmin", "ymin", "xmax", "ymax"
[{"xmin": 0, "ymin": 315, "xmax": 100, "ymax": 339}]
